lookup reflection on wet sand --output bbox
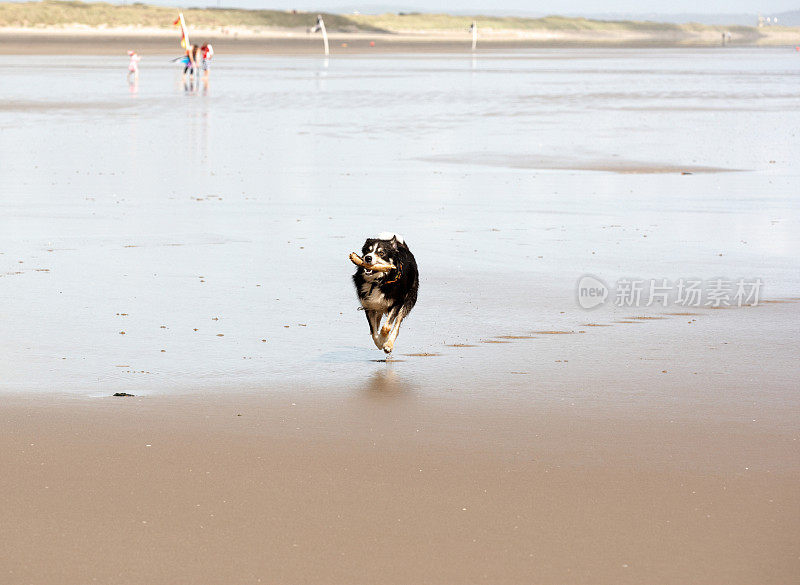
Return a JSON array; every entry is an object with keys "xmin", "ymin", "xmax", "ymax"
[
  {"xmin": 420, "ymin": 152, "xmax": 742, "ymax": 174},
  {"xmin": 360, "ymin": 368, "xmax": 415, "ymax": 399}
]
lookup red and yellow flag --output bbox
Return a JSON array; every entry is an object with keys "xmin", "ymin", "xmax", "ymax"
[{"xmin": 173, "ymin": 13, "xmax": 190, "ymax": 49}]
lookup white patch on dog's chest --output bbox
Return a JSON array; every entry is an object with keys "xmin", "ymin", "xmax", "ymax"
[{"xmin": 360, "ymin": 282, "xmax": 390, "ymax": 311}]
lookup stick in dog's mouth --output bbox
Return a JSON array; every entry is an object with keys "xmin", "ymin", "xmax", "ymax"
[{"xmin": 349, "ymin": 252, "xmax": 394, "ymax": 273}]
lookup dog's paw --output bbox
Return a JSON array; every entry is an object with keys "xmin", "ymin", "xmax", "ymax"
[
  {"xmin": 382, "ymin": 341, "xmax": 394, "ymax": 354},
  {"xmin": 380, "ymin": 324, "xmax": 392, "ymax": 337}
]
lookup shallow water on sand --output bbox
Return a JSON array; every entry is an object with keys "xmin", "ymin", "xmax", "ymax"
[{"xmin": 0, "ymin": 49, "xmax": 798, "ymax": 398}]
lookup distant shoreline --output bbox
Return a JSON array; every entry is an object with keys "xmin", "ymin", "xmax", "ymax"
[
  {"xmin": 1, "ymin": 25, "xmax": 799, "ymax": 55},
  {"xmin": 2, "ymin": 0, "xmax": 798, "ymax": 55}
]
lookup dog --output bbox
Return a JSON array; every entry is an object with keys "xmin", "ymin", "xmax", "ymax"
[{"xmin": 352, "ymin": 233, "xmax": 419, "ymax": 354}]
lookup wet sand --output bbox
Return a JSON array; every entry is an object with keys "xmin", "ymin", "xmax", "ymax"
[
  {"xmin": 0, "ymin": 29, "xmax": 486, "ymax": 55},
  {"xmin": 2, "ymin": 380, "xmax": 798, "ymax": 583},
  {"xmin": 1, "ymin": 49, "xmax": 799, "ymax": 582},
  {"xmin": 0, "ymin": 24, "xmax": 797, "ymax": 55},
  {"xmin": 421, "ymin": 153, "xmax": 743, "ymax": 174},
  {"xmin": 2, "ymin": 299, "xmax": 799, "ymax": 584}
]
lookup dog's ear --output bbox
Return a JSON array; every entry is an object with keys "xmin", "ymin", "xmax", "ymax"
[{"xmin": 389, "ymin": 235, "xmax": 399, "ymax": 249}]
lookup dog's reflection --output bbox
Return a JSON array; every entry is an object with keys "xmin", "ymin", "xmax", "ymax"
[{"xmin": 361, "ymin": 368, "xmax": 415, "ymax": 399}]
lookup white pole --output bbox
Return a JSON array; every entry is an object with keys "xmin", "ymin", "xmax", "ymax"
[
  {"xmin": 471, "ymin": 21, "xmax": 477, "ymax": 51},
  {"xmin": 179, "ymin": 12, "xmax": 190, "ymax": 50},
  {"xmin": 313, "ymin": 15, "xmax": 330, "ymax": 56},
  {"xmin": 321, "ymin": 20, "xmax": 329, "ymax": 57}
]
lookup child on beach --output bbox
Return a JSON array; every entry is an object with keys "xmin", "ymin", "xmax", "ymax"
[
  {"xmin": 127, "ymin": 50, "xmax": 140, "ymax": 82},
  {"xmin": 182, "ymin": 44, "xmax": 202, "ymax": 85},
  {"xmin": 200, "ymin": 43, "xmax": 214, "ymax": 85}
]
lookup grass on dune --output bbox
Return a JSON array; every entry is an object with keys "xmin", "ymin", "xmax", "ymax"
[
  {"xmin": 347, "ymin": 13, "xmax": 687, "ymax": 32},
  {"xmin": 0, "ymin": 0, "xmax": 769, "ymax": 36},
  {"xmin": 349, "ymin": 12, "xmax": 758, "ymax": 34},
  {"xmin": 0, "ymin": 0, "xmax": 376, "ymax": 31}
]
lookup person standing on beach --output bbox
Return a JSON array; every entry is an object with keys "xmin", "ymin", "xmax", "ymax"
[
  {"xmin": 127, "ymin": 50, "xmax": 140, "ymax": 82},
  {"xmin": 182, "ymin": 44, "xmax": 201, "ymax": 84},
  {"xmin": 200, "ymin": 43, "xmax": 214, "ymax": 86}
]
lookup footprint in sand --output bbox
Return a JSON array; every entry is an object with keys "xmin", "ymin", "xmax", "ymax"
[{"xmin": 532, "ymin": 330, "xmax": 577, "ymax": 334}]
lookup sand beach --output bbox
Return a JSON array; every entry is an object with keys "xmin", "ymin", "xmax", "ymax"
[
  {"xmin": 0, "ymin": 32, "xmax": 798, "ymax": 585},
  {"xmin": 1, "ymin": 22, "xmax": 799, "ymax": 55}
]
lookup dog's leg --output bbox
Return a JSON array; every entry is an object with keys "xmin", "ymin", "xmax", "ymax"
[
  {"xmin": 380, "ymin": 307, "xmax": 398, "ymax": 339},
  {"xmin": 382, "ymin": 313, "xmax": 405, "ymax": 354},
  {"xmin": 375, "ymin": 317, "xmax": 390, "ymax": 349},
  {"xmin": 365, "ymin": 309, "xmax": 385, "ymax": 350}
]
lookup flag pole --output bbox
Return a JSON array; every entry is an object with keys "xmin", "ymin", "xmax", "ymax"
[
  {"xmin": 178, "ymin": 12, "xmax": 190, "ymax": 49},
  {"xmin": 471, "ymin": 21, "xmax": 477, "ymax": 51},
  {"xmin": 311, "ymin": 15, "xmax": 329, "ymax": 56}
]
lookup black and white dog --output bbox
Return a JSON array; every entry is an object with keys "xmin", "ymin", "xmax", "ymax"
[{"xmin": 352, "ymin": 233, "xmax": 419, "ymax": 354}]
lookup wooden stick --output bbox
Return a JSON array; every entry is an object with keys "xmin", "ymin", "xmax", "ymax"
[{"xmin": 349, "ymin": 252, "xmax": 394, "ymax": 273}]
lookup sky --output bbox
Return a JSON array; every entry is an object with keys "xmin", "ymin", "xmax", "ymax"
[
  {"xmin": 95, "ymin": 0, "xmax": 800, "ymax": 15},
  {"xmin": 175, "ymin": 1, "xmax": 798, "ymax": 14}
]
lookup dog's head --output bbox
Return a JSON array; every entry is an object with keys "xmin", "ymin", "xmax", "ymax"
[{"xmin": 359, "ymin": 233, "xmax": 403, "ymax": 281}]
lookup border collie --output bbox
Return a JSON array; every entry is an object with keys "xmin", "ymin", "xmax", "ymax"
[{"xmin": 352, "ymin": 233, "xmax": 419, "ymax": 354}]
